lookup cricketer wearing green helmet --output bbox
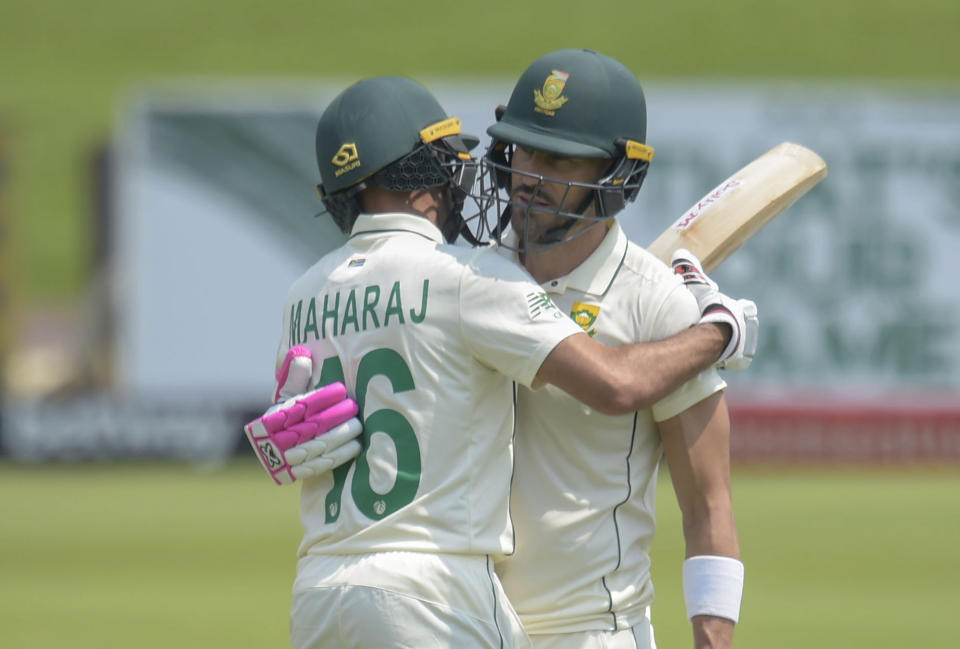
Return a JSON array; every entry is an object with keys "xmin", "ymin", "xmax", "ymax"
[
  {"xmin": 251, "ymin": 70, "xmax": 753, "ymax": 649},
  {"xmin": 475, "ymin": 48, "xmax": 655, "ymax": 252},
  {"xmin": 484, "ymin": 49, "xmax": 750, "ymax": 649},
  {"xmin": 315, "ymin": 75, "xmax": 480, "ymax": 244}
]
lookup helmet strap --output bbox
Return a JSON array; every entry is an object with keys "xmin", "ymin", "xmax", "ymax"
[{"xmin": 319, "ymin": 181, "xmax": 368, "ymax": 234}]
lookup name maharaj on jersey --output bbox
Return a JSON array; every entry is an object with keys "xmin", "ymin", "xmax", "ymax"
[{"xmin": 289, "ymin": 279, "xmax": 429, "ymax": 346}]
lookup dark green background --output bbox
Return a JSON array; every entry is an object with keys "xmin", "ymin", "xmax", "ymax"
[{"xmin": 2, "ymin": 0, "xmax": 958, "ymax": 299}]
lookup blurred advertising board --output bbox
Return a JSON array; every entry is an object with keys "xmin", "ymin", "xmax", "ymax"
[
  {"xmin": 112, "ymin": 81, "xmax": 960, "ymax": 402},
  {"xmin": 11, "ymin": 81, "xmax": 959, "ymax": 462}
]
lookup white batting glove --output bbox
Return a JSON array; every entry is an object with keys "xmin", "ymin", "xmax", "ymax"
[
  {"xmin": 285, "ymin": 422, "xmax": 363, "ymax": 480},
  {"xmin": 671, "ymin": 249, "xmax": 758, "ymax": 370},
  {"xmin": 244, "ymin": 346, "xmax": 363, "ymax": 485}
]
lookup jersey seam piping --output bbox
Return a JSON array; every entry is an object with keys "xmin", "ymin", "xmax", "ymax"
[
  {"xmin": 348, "ymin": 228, "xmax": 438, "ymax": 242},
  {"xmin": 503, "ymin": 382, "xmax": 519, "ymax": 556},
  {"xmin": 486, "ymin": 555, "xmax": 506, "ymax": 649},
  {"xmin": 602, "ymin": 411, "xmax": 639, "ymax": 629},
  {"xmin": 599, "ymin": 240, "xmax": 629, "ymax": 298}
]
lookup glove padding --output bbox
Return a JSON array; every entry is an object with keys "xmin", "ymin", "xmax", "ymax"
[
  {"xmin": 671, "ymin": 248, "xmax": 758, "ymax": 370},
  {"xmin": 284, "ymin": 421, "xmax": 363, "ymax": 480},
  {"xmin": 245, "ymin": 345, "xmax": 363, "ymax": 485}
]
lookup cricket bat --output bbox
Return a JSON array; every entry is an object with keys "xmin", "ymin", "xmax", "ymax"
[{"xmin": 646, "ymin": 142, "xmax": 827, "ymax": 272}]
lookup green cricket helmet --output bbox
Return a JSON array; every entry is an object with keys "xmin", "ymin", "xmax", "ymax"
[
  {"xmin": 474, "ymin": 48, "xmax": 655, "ymax": 251},
  {"xmin": 315, "ymin": 76, "xmax": 479, "ymax": 243}
]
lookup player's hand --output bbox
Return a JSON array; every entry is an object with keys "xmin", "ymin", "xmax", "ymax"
[
  {"xmin": 244, "ymin": 346, "xmax": 363, "ymax": 485},
  {"xmin": 671, "ymin": 248, "xmax": 758, "ymax": 370}
]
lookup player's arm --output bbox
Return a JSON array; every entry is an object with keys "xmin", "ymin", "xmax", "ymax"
[
  {"xmin": 660, "ymin": 391, "xmax": 742, "ymax": 649},
  {"xmin": 537, "ymin": 249, "xmax": 755, "ymax": 416},
  {"xmin": 536, "ymin": 323, "xmax": 729, "ymax": 415}
]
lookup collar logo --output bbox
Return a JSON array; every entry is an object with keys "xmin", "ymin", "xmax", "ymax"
[
  {"xmin": 570, "ymin": 302, "xmax": 600, "ymax": 336},
  {"xmin": 332, "ymin": 143, "xmax": 361, "ymax": 177},
  {"xmin": 534, "ymin": 70, "xmax": 570, "ymax": 116}
]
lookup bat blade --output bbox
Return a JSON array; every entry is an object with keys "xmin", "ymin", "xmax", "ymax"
[{"xmin": 646, "ymin": 142, "xmax": 827, "ymax": 273}]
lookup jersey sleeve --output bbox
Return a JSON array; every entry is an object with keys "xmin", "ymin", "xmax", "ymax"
[
  {"xmin": 459, "ymin": 249, "xmax": 582, "ymax": 389},
  {"xmin": 652, "ymin": 367, "xmax": 726, "ymax": 421},
  {"xmin": 646, "ymin": 276, "xmax": 727, "ymax": 421}
]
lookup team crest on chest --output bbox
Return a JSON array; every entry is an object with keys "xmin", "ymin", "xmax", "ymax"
[
  {"xmin": 570, "ymin": 302, "xmax": 600, "ymax": 337},
  {"xmin": 534, "ymin": 70, "xmax": 570, "ymax": 116}
]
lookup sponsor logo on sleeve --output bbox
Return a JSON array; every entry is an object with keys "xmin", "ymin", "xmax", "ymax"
[{"xmin": 527, "ymin": 291, "xmax": 564, "ymax": 320}]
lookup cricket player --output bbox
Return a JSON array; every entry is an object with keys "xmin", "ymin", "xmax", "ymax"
[
  {"xmin": 476, "ymin": 49, "xmax": 746, "ymax": 649},
  {"xmin": 249, "ymin": 74, "xmax": 755, "ymax": 649}
]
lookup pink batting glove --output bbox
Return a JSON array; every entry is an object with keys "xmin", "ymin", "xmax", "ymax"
[
  {"xmin": 245, "ymin": 346, "xmax": 360, "ymax": 485},
  {"xmin": 245, "ymin": 383, "xmax": 359, "ymax": 485},
  {"xmin": 274, "ymin": 345, "xmax": 313, "ymax": 403}
]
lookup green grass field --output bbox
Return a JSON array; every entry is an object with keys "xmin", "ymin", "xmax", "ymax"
[
  {"xmin": 2, "ymin": 460, "xmax": 957, "ymax": 648},
  {"xmin": 2, "ymin": 1, "xmax": 960, "ymax": 299}
]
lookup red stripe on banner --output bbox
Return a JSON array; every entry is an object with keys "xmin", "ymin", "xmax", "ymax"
[{"xmin": 727, "ymin": 399, "xmax": 960, "ymax": 463}]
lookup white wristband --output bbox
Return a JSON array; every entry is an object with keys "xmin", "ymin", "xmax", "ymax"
[{"xmin": 682, "ymin": 555, "xmax": 744, "ymax": 623}]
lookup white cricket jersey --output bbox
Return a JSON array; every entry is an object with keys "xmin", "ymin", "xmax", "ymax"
[
  {"xmin": 277, "ymin": 212, "xmax": 582, "ymax": 560},
  {"xmin": 495, "ymin": 221, "xmax": 726, "ymax": 634}
]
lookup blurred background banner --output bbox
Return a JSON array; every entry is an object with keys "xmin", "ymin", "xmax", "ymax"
[
  {"xmin": 111, "ymin": 82, "xmax": 960, "ymax": 400},
  {"xmin": 2, "ymin": 1, "xmax": 959, "ymax": 467},
  {"xmin": 2, "ymin": 81, "xmax": 960, "ymax": 461},
  {"xmin": 0, "ymin": 126, "xmax": 12, "ymax": 386}
]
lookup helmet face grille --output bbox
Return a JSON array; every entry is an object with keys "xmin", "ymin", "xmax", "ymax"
[
  {"xmin": 372, "ymin": 145, "xmax": 448, "ymax": 192},
  {"xmin": 464, "ymin": 143, "xmax": 649, "ymax": 253}
]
